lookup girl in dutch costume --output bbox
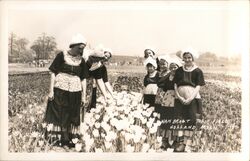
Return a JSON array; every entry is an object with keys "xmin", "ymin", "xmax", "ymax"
[
  {"xmin": 86, "ymin": 46, "xmax": 114, "ymax": 112},
  {"xmin": 155, "ymin": 56, "xmax": 182, "ymax": 150},
  {"xmin": 44, "ymin": 34, "xmax": 89, "ymax": 147},
  {"xmin": 143, "ymin": 57, "xmax": 159, "ymax": 107},
  {"xmin": 173, "ymin": 48, "xmax": 205, "ymax": 152}
]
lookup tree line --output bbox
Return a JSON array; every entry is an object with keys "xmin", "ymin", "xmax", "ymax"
[
  {"xmin": 8, "ymin": 32, "xmax": 58, "ymax": 63},
  {"xmin": 9, "ymin": 32, "xmax": 241, "ymax": 67}
]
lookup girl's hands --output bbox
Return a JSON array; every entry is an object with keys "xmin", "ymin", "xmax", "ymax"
[
  {"xmin": 48, "ymin": 91, "xmax": 54, "ymax": 100},
  {"xmin": 182, "ymin": 97, "xmax": 194, "ymax": 105},
  {"xmin": 81, "ymin": 97, "xmax": 86, "ymax": 106}
]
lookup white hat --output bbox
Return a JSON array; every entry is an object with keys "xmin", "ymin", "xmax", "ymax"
[
  {"xmin": 94, "ymin": 44, "xmax": 104, "ymax": 52},
  {"xmin": 168, "ymin": 56, "xmax": 183, "ymax": 67},
  {"xmin": 158, "ymin": 54, "xmax": 183, "ymax": 67},
  {"xmin": 180, "ymin": 47, "xmax": 198, "ymax": 59},
  {"xmin": 69, "ymin": 33, "xmax": 87, "ymax": 48},
  {"xmin": 144, "ymin": 46, "xmax": 156, "ymax": 55},
  {"xmin": 144, "ymin": 57, "xmax": 158, "ymax": 69},
  {"xmin": 104, "ymin": 48, "xmax": 112, "ymax": 54}
]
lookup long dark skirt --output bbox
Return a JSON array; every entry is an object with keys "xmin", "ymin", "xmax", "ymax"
[
  {"xmin": 174, "ymin": 98, "xmax": 199, "ymax": 131},
  {"xmin": 156, "ymin": 104, "xmax": 176, "ymax": 130},
  {"xmin": 44, "ymin": 88, "xmax": 82, "ymax": 143},
  {"xmin": 143, "ymin": 94, "xmax": 156, "ymax": 107}
]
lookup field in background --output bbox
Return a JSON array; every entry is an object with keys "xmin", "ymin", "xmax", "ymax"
[{"xmin": 8, "ymin": 63, "xmax": 241, "ymax": 77}]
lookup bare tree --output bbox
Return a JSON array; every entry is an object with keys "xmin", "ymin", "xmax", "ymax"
[
  {"xmin": 8, "ymin": 33, "xmax": 30, "ymax": 63},
  {"xmin": 8, "ymin": 32, "xmax": 17, "ymax": 57}
]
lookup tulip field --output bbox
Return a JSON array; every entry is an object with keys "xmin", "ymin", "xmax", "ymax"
[{"xmin": 8, "ymin": 67, "xmax": 241, "ymax": 153}]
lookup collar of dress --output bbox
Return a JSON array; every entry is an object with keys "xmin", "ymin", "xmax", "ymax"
[
  {"xmin": 182, "ymin": 64, "xmax": 198, "ymax": 72},
  {"xmin": 63, "ymin": 50, "xmax": 82, "ymax": 66}
]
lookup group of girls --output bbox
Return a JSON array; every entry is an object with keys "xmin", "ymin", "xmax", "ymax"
[
  {"xmin": 143, "ymin": 48, "xmax": 205, "ymax": 152},
  {"xmin": 42, "ymin": 32, "xmax": 205, "ymax": 152}
]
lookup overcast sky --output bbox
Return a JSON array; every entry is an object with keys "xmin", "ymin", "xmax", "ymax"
[{"xmin": 6, "ymin": 1, "xmax": 249, "ymax": 57}]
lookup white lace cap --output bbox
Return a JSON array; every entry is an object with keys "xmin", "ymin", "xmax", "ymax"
[
  {"xmin": 180, "ymin": 47, "xmax": 198, "ymax": 59},
  {"xmin": 69, "ymin": 33, "xmax": 87, "ymax": 47},
  {"xmin": 144, "ymin": 57, "xmax": 158, "ymax": 69}
]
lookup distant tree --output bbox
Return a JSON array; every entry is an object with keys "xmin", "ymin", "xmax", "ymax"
[
  {"xmin": 31, "ymin": 33, "xmax": 57, "ymax": 60},
  {"xmin": 16, "ymin": 38, "xmax": 29, "ymax": 57},
  {"xmin": 19, "ymin": 49, "xmax": 36, "ymax": 63},
  {"xmin": 8, "ymin": 33, "xmax": 30, "ymax": 63},
  {"xmin": 198, "ymin": 52, "xmax": 218, "ymax": 61},
  {"xmin": 8, "ymin": 32, "xmax": 17, "ymax": 57}
]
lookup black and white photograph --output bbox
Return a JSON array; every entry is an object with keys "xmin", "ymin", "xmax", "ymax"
[{"xmin": 0, "ymin": 0, "xmax": 249, "ymax": 161}]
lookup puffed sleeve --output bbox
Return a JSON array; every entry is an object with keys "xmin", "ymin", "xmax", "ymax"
[
  {"xmin": 195, "ymin": 68, "xmax": 205, "ymax": 86},
  {"xmin": 90, "ymin": 65, "xmax": 103, "ymax": 80},
  {"xmin": 102, "ymin": 66, "xmax": 108, "ymax": 83},
  {"xmin": 48, "ymin": 52, "xmax": 64, "ymax": 75},
  {"xmin": 80, "ymin": 58, "xmax": 90, "ymax": 80},
  {"xmin": 173, "ymin": 67, "xmax": 182, "ymax": 84}
]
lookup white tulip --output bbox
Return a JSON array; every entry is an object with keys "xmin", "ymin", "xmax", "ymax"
[
  {"xmin": 157, "ymin": 136, "xmax": 162, "ymax": 143},
  {"xmin": 143, "ymin": 104, "xmax": 149, "ymax": 109},
  {"xmin": 131, "ymin": 101, "xmax": 137, "ymax": 107},
  {"xmin": 141, "ymin": 118, "xmax": 147, "ymax": 124},
  {"xmin": 42, "ymin": 123, "xmax": 47, "ymax": 128},
  {"xmin": 141, "ymin": 143, "xmax": 150, "ymax": 152},
  {"xmin": 90, "ymin": 108, "xmax": 96, "ymax": 113},
  {"xmin": 94, "ymin": 122, "xmax": 101, "ymax": 129},
  {"xmin": 125, "ymin": 133, "xmax": 132, "ymax": 142},
  {"xmin": 115, "ymin": 122, "xmax": 123, "ymax": 131},
  {"xmin": 18, "ymin": 114, "xmax": 23, "ymax": 119},
  {"xmin": 146, "ymin": 122, "xmax": 153, "ymax": 128},
  {"xmin": 46, "ymin": 123, "xmax": 53, "ymax": 132},
  {"xmin": 72, "ymin": 138, "xmax": 79, "ymax": 144},
  {"xmin": 141, "ymin": 134, "xmax": 147, "ymax": 140},
  {"xmin": 105, "ymin": 141, "xmax": 112, "ymax": 149},
  {"xmin": 124, "ymin": 108, "xmax": 130, "ymax": 115},
  {"xmin": 95, "ymin": 114, "xmax": 100, "ymax": 120},
  {"xmin": 92, "ymin": 129, "xmax": 99, "ymax": 137},
  {"xmin": 149, "ymin": 126, "xmax": 158, "ymax": 134},
  {"xmin": 86, "ymin": 138, "xmax": 94, "ymax": 147},
  {"xmin": 105, "ymin": 125, "xmax": 111, "ymax": 132},
  {"xmin": 85, "ymin": 145, "xmax": 91, "ymax": 152},
  {"xmin": 75, "ymin": 143, "xmax": 82, "ymax": 152},
  {"xmin": 148, "ymin": 149, "xmax": 156, "ymax": 153},
  {"xmin": 95, "ymin": 106, "xmax": 102, "ymax": 113},
  {"xmin": 142, "ymin": 111, "xmax": 147, "ymax": 116},
  {"xmin": 153, "ymin": 112, "xmax": 158, "ymax": 118},
  {"xmin": 133, "ymin": 136, "xmax": 141, "ymax": 143},
  {"xmin": 80, "ymin": 123, "xmax": 88, "ymax": 134},
  {"xmin": 101, "ymin": 133, "xmax": 106, "ymax": 138},
  {"xmin": 126, "ymin": 145, "xmax": 134, "ymax": 152},
  {"xmin": 167, "ymin": 148, "xmax": 174, "ymax": 153},
  {"xmin": 95, "ymin": 148, "xmax": 103, "ymax": 153},
  {"xmin": 156, "ymin": 120, "xmax": 162, "ymax": 126},
  {"xmin": 121, "ymin": 131, "xmax": 126, "ymax": 136},
  {"xmin": 31, "ymin": 131, "xmax": 39, "ymax": 138},
  {"xmin": 88, "ymin": 120, "xmax": 95, "ymax": 127},
  {"xmin": 103, "ymin": 115, "xmax": 110, "ymax": 122},
  {"xmin": 149, "ymin": 118, "xmax": 155, "ymax": 124},
  {"xmin": 38, "ymin": 140, "xmax": 44, "ymax": 147}
]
